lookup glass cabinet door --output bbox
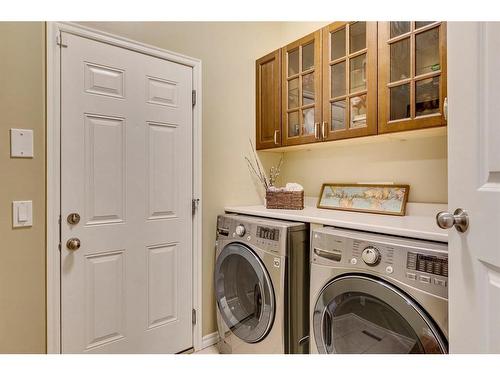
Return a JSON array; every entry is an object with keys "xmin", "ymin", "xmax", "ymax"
[
  {"xmin": 378, "ymin": 22, "xmax": 447, "ymax": 133},
  {"xmin": 322, "ymin": 22, "xmax": 378, "ymax": 141},
  {"xmin": 282, "ymin": 31, "xmax": 322, "ymax": 146}
]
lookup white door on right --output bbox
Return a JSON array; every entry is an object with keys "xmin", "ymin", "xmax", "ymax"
[{"xmin": 447, "ymin": 22, "xmax": 500, "ymax": 353}]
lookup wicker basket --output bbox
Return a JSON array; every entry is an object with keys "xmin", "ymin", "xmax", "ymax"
[{"xmin": 265, "ymin": 190, "xmax": 304, "ymax": 210}]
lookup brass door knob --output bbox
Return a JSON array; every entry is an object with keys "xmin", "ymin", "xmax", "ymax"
[
  {"xmin": 67, "ymin": 212, "xmax": 80, "ymax": 225},
  {"xmin": 66, "ymin": 238, "xmax": 81, "ymax": 251}
]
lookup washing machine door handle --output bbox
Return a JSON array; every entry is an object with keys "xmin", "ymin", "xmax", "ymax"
[
  {"xmin": 254, "ymin": 283, "xmax": 263, "ymax": 320},
  {"xmin": 322, "ymin": 309, "xmax": 333, "ymax": 349}
]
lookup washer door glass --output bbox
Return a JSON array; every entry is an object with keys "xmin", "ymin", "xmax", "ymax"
[
  {"xmin": 215, "ymin": 243, "xmax": 275, "ymax": 343},
  {"xmin": 313, "ymin": 275, "xmax": 447, "ymax": 354}
]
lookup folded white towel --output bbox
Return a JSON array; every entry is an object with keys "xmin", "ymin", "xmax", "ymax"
[{"xmin": 285, "ymin": 183, "xmax": 304, "ymax": 192}]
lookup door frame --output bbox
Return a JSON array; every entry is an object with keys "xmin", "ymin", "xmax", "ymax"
[{"xmin": 46, "ymin": 22, "xmax": 203, "ymax": 354}]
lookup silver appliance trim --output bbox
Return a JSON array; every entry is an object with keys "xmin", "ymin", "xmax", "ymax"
[
  {"xmin": 314, "ymin": 274, "xmax": 447, "ymax": 354},
  {"xmin": 215, "ymin": 242, "xmax": 275, "ymax": 343}
]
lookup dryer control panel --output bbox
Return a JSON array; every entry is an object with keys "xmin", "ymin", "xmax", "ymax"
[{"xmin": 311, "ymin": 227, "xmax": 448, "ymax": 299}]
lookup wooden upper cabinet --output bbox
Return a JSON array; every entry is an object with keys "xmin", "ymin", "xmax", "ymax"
[
  {"xmin": 256, "ymin": 49, "xmax": 282, "ymax": 150},
  {"xmin": 321, "ymin": 22, "xmax": 378, "ymax": 141},
  {"xmin": 378, "ymin": 22, "xmax": 447, "ymax": 133},
  {"xmin": 282, "ymin": 31, "xmax": 322, "ymax": 146},
  {"xmin": 255, "ymin": 21, "xmax": 449, "ymax": 150}
]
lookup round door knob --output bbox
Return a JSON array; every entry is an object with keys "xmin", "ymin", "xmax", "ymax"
[
  {"xmin": 436, "ymin": 208, "xmax": 469, "ymax": 233},
  {"xmin": 235, "ymin": 225, "xmax": 246, "ymax": 237},
  {"xmin": 66, "ymin": 238, "xmax": 81, "ymax": 251},
  {"xmin": 67, "ymin": 212, "xmax": 80, "ymax": 225},
  {"xmin": 361, "ymin": 246, "xmax": 380, "ymax": 265}
]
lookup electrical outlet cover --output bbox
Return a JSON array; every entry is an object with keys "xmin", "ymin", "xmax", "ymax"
[{"xmin": 10, "ymin": 128, "xmax": 34, "ymax": 158}]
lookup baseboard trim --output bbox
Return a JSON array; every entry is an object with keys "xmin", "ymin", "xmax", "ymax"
[{"xmin": 200, "ymin": 332, "xmax": 219, "ymax": 350}]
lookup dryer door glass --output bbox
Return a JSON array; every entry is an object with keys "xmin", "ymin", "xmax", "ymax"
[
  {"xmin": 215, "ymin": 243, "xmax": 275, "ymax": 343},
  {"xmin": 313, "ymin": 275, "xmax": 447, "ymax": 354}
]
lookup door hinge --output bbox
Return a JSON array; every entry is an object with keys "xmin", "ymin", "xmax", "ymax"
[
  {"xmin": 192, "ymin": 309, "xmax": 197, "ymax": 325},
  {"xmin": 192, "ymin": 198, "xmax": 200, "ymax": 216},
  {"xmin": 56, "ymin": 35, "xmax": 68, "ymax": 48},
  {"xmin": 58, "ymin": 214, "xmax": 62, "ymax": 251},
  {"xmin": 192, "ymin": 90, "xmax": 196, "ymax": 106}
]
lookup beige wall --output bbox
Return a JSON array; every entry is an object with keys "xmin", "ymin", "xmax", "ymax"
[
  {"xmin": 0, "ymin": 22, "xmax": 46, "ymax": 353},
  {"xmin": 280, "ymin": 134, "xmax": 448, "ymax": 203}
]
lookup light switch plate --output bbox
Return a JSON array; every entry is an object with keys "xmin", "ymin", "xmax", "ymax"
[
  {"xmin": 12, "ymin": 201, "xmax": 33, "ymax": 227},
  {"xmin": 10, "ymin": 128, "xmax": 34, "ymax": 158}
]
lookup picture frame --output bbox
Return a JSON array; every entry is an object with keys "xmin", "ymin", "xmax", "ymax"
[{"xmin": 317, "ymin": 183, "xmax": 410, "ymax": 216}]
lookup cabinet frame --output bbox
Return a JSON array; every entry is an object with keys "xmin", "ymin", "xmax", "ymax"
[
  {"xmin": 256, "ymin": 49, "xmax": 282, "ymax": 150},
  {"xmin": 255, "ymin": 21, "xmax": 448, "ymax": 151},
  {"xmin": 282, "ymin": 30, "xmax": 322, "ymax": 147},
  {"xmin": 378, "ymin": 21, "xmax": 447, "ymax": 134},
  {"xmin": 321, "ymin": 21, "xmax": 378, "ymax": 141}
]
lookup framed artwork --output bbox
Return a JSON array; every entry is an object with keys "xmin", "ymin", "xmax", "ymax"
[{"xmin": 317, "ymin": 183, "xmax": 410, "ymax": 216}]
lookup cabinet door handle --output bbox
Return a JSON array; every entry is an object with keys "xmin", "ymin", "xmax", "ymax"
[
  {"xmin": 273, "ymin": 130, "xmax": 280, "ymax": 145},
  {"xmin": 443, "ymin": 97, "xmax": 448, "ymax": 121},
  {"xmin": 321, "ymin": 121, "xmax": 327, "ymax": 140},
  {"xmin": 314, "ymin": 122, "xmax": 320, "ymax": 139}
]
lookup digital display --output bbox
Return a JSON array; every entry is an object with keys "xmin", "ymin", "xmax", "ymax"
[
  {"xmin": 407, "ymin": 252, "xmax": 448, "ymax": 277},
  {"xmin": 257, "ymin": 226, "xmax": 280, "ymax": 241}
]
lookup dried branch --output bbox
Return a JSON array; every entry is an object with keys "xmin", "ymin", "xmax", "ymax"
[
  {"xmin": 248, "ymin": 139, "xmax": 269, "ymax": 190},
  {"xmin": 269, "ymin": 153, "xmax": 284, "ymax": 187},
  {"xmin": 245, "ymin": 157, "xmax": 266, "ymax": 187}
]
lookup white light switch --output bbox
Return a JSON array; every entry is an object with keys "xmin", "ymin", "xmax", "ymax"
[
  {"xmin": 10, "ymin": 128, "xmax": 34, "ymax": 158},
  {"xmin": 13, "ymin": 201, "xmax": 33, "ymax": 227}
]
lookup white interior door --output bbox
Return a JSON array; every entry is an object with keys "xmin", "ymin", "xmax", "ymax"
[
  {"xmin": 60, "ymin": 32, "xmax": 193, "ymax": 353},
  {"xmin": 447, "ymin": 22, "xmax": 500, "ymax": 353}
]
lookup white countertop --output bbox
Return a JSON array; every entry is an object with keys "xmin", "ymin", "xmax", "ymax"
[{"xmin": 225, "ymin": 198, "xmax": 448, "ymax": 243}]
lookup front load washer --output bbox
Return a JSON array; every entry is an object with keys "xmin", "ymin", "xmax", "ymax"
[
  {"xmin": 310, "ymin": 227, "xmax": 448, "ymax": 354},
  {"xmin": 215, "ymin": 214, "xmax": 309, "ymax": 354}
]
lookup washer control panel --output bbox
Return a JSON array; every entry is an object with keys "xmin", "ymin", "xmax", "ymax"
[
  {"xmin": 256, "ymin": 225, "xmax": 280, "ymax": 241},
  {"xmin": 311, "ymin": 227, "xmax": 448, "ymax": 299},
  {"xmin": 216, "ymin": 214, "xmax": 306, "ymax": 256}
]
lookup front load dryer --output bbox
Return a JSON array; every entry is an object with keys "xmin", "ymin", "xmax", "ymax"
[
  {"xmin": 215, "ymin": 214, "xmax": 309, "ymax": 354},
  {"xmin": 310, "ymin": 227, "xmax": 448, "ymax": 354}
]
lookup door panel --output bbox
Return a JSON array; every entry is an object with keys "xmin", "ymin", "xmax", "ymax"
[
  {"xmin": 61, "ymin": 32, "xmax": 193, "ymax": 353},
  {"xmin": 256, "ymin": 50, "xmax": 282, "ymax": 149},
  {"xmin": 84, "ymin": 114, "xmax": 126, "ymax": 225},
  {"xmin": 378, "ymin": 21, "xmax": 447, "ymax": 133},
  {"xmin": 215, "ymin": 243, "xmax": 275, "ymax": 343},
  {"xmin": 322, "ymin": 22, "xmax": 378, "ymax": 141},
  {"xmin": 84, "ymin": 250, "xmax": 126, "ymax": 350},
  {"xmin": 147, "ymin": 122, "xmax": 177, "ymax": 219},
  {"xmin": 147, "ymin": 243, "xmax": 179, "ymax": 329},
  {"xmin": 282, "ymin": 31, "xmax": 322, "ymax": 146},
  {"xmin": 448, "ymin": 22, "xmax": 500, "ymax": 353},
  {"xmin": 84, "ymin": 62, "xmax": 125, "ymax": 98}
]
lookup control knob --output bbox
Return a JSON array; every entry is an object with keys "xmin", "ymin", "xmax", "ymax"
[
  {"xmin": 361, "ymin": 246, "xmax": 380, "ymax": 265},
  {"xmin": 235, "ymin": 224, "xmax": 246, "ymax": 237}
]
